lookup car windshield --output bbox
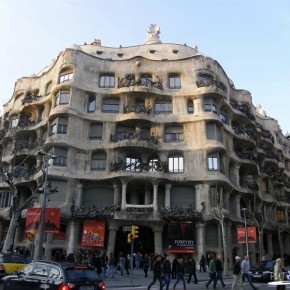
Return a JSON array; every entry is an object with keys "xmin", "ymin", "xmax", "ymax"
[
  {"xmin": 253, "ymin": 261, "xmax": 274, "ymax": 270},
  {"xmin": 65, "ymin": 268, "xmax": 99, "ymax": 281}
]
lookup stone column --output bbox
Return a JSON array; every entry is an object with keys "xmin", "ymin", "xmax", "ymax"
[
  {"xmin": 164, "ymin": 184, "xmax": 172, "ymax": 208},
  {"xmin": 152, "ymin": 183, "xmax": 158, "ymax": 211},
  {"xmin": 44, "ymin": 233, "xmax": 53, "ymax": 260},
  {"xmin": 113, "ymin": 183, "xmax": 121, "ymax": 205},
  {"xmin": 266, "ymin": 232, "xmax": 273, "ymax": 260},
  {"xmin": 144, "ymin": 185, "xmax": 151, "ymax": 205},
  {"xmin": 67, "ymin": 220, "xmax": 81, "ymax": 256},
  {"xmin": 196, "ymin": 222, "xmax": 206, "ymax": 261},
  {"xmin": 195, "ymin": 184, "xmax": 203, "ymax": 210},
  {"xmin": 75, "ymin": 182, "xmax": 83, "ymax": 206},
  {"xmin": 153, "ymin": 225, "xmax": 163, "ymax": 254},
  {"xmin": 107, "ymin": 221, "xmax": 118, "ymax": 255},
  {"xmin": 121, "ymin": 181, "xmax": 127, "ymax": 210},
  {"xmin": 236, "ymin": 195, "xmax": 241, "ymax": 219}
]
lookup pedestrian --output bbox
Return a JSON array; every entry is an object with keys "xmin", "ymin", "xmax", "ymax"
[
  {"xmin": 232, "ymin": 256, "xmax": 242, "ymax": 290},
  {"xmin": 106, "ymin": 253, "xmax": 115, "ymax": 278},
  {"xmin": 241, "ymin": 255, "xmax": 258, "ymax": 290},
  {"xmin": 274, "ymin": 258, "xmax": 286, "ymax": 290},
  {"xmin": 199, "ymin": 254, "xmax": 206, "ymax": 272},
  {"xmin": 187, "ymin": 258, "xmax": 198, "ymax": 284},
  {"xmin": 172, "ymin": 257, "xmax": 179, "ymax": 279},
  {"xmin": 118, "ymin": 254, "xmax": 125, "ymax": 276},
  {"xmin": 162, "ymin": 254, "xmax": 172, "ymax": 290},
  {"xmin": 143, "ymin": 253, "xmax": 150, "ymax": 277},
  {"xmin": 135, "ymin": 252, "xmax": 141, "ymax": 269},
  {"xmin": 206, "ymin": 255, "xmax": 217, "ymax": 290},
  {"xmin": 215, "ymin": 255, "xmax": 227, "ymax": 288},
  {"xmin": 125, "ymin": 254, "xmax": 130, "ymax": 275},
  {"xmin": 173, "ymin": 258, "xmax": 186, "ymax": 289},
  {"xmin": 147, "ymin": 255, "xmax": 163, "ymax": 290}
]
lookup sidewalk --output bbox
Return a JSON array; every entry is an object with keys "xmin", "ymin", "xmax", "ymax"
[{"xmin": 104, "ymin": 268, "xmax": 233, "ymax": 288}]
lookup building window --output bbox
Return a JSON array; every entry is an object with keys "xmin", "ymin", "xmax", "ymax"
[
  {"xmin": 50, "ymin": 118, "xmax": 68, "ymax": 135},
  {"xmin": 187, "ymin": 100, "xmax": 194, "ymax": 114},
  {"xmin": 126, "ymin": 157, "xmax": 140, "ymax": 172},
  {"xmin": 169, "ymin": 75, "xmax": 181, "ymax": 89},
  {"xmin": 206, "ymin": 123, "xmax": 222, "ymax": 141},
  {"xmin": 209, "ymin": 186, "xmax": 224, "ymax": 207},
  {"xmin": 149, "ymin": 158, "xmax": 159, "ymax": 172},
  {"xmin": 11, "ymin": 117, "xmax": 19, "ymax": 128},
  {"xmin": 169, "ymin": 156, "xmax": 184, "ymax": 173},
  {"xmin": 102, "ymin": 98, "xmax": 119, "ymax": 113},
  {"xmin": 208, "ymin": 153, "xmax": 220, "ymax": 171},
  {"xmin": 87, "ymin": 95, "xmax": 96, "ymax": 112},
  {"xmin": 155, "ymin": 101, "xmax": 172, "ymax": 114},
  {"xmin": 164, "ymin": 126, "xmax": 183, "ymax": 142},
  {"xmin": 55, "ymin": 91, "xmax": 70, "ymax": 107},
  {"xmin": 59, "ymin": 71, "xmax": 73, "ymax": 84},
  {"xmin": 0, "ymin": 191, "xmax": 11, "ymax": 208},
  {"xmin": 52, "ymin": 148, "xmax": 67, "ymax": 167},
  {"xmin": 220, "ymin": 110, "xmax": 228, "ymax": 124},
  {"xmin": 100, "ymin": 74, "xmax": 115, "ymax": 88},
  {"xmin": 91, "ymin": 152, "xmax": 106, "ymax": 170},
  {"xmin": 140, "ymin": 74, "xmax": 152, "ymax": 86},
  {"xmin": 204, "ymin": 98, "xmax": 217, "ymax": 113},
  {"xmin": 89, "ymin": 123, "xmax": 103, "ymax": 139}
]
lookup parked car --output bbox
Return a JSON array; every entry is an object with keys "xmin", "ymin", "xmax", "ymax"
[
  {"xmin": 250, "ymin": 260, "xmax": 275, "ymax": 282},
  {"xmin": 0, "ymin": 253, "xmax": 27, "ymax": 279},
  {"xmin": 0, "ymin": 260, "xmax": 106, "ymax": 290}
]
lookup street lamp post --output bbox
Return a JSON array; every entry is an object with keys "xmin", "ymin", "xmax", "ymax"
[
  {"xmin": 37, "ymin": 152, "xmax": 55, "ymax": 260},
  {"xmin": 241, "ymin": 208, "xmax": 249, "ymax": 257}
]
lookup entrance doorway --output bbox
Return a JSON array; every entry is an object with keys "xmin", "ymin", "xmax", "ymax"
[{"xmin": 114, "ymin": 226, "xmax": 154, "ymax": 258}]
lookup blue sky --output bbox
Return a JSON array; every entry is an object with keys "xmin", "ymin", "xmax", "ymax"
[{"xmin": 0, "ymin": 0, "xmax": 289, "ymax": 134}]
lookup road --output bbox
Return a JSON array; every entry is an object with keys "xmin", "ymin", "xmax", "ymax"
[{"xmin": 104, "ymin": 270, "xmax": 278, "ymax": 289}]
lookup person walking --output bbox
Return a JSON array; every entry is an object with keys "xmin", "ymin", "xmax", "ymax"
[
  {"xmin": 199, "ymin": 254, "xmax": 206, "ymax": 272},
  {"xmin": 118, "ymin": 254, "xmax": 125, "ymax": 276},
  {"xmin": 232, "ymin": 256, "xmax": 242, "ymax": 290},
  {"xmin": 172, "ymin": 257, "xmax": 179, "ymax": 279},
  {"xmin": 206, "ymin": 255, "xmax": 217, "ymax": 289},
  {"xmin": 162, "ymin": 254, "xmax": 172, "ymax": 290},
  {"xmin": 241, "ymin": 255, "xmax": 258, "ymax": 290},
  {"xmin": 187, "ymin": 258, "xmax": 198, "ymax": 284},
  {"xmin": 106, "ymin": 253, "xmax": 115, "ymax": 278},
  {"xmin": 143, "ymin": 253, "xmax": 150, "ymax": 277},
  {"xmin": 147, "ymin": 255, "xmax": 163, "ymax": 290},
  {"xmin": 274, "ymin": 258, "xmax": 286, "ymax": 290},
  {"xmin": 215, "ymin": 255, "xmax": 227, "ymax": 288},
  {"xmin": 173, "ymin": 258, "xmax": 186, "ymax": 290}
]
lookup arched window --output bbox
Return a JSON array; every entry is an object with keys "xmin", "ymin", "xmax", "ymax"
[
  {"xmin": 89, "ymin": 123, "xmax": 103, "ymax": 140},
  {"xmin": 169, "ymin": 74, "xmax": 181, "ymax": 89},
  {"xmin": 187, "ymin": 100, "xmax": 194, "ymax": 114},
  {"xmin": 99, "ymin": 74, "xmax": 115, "ymax": 88},
  {"xmin": 59, "ymin": 69, "xmax": 73, "ymax": 84},
  {"xmin": 87, "ymin": 95, "xmax": 96, "ymax": 112}
]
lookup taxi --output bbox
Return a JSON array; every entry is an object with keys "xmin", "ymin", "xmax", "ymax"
[{"xmin": 0, "ymin": 253, "xmax": 27, "ymax": 279}]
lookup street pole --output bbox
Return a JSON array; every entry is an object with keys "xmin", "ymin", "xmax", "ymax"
[
  {"xmin": 130, "ymin": 238, "xmax": 134, "ymax": 284},
  {"xmin": 37, "ymin": 152, "xmax": 55, "ymax": 260},
  {"xmin": 242, "ymin": 208, "xmax": 249, "ymax": 257}
]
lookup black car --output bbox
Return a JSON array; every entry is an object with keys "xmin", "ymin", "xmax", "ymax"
[
  {"xmin": 250, "ymin": 260, "xmax": 275, "ymax": 282},
  {"xmin": 0, "ymin": 260, "xmax": 106, "ymax": 290}
]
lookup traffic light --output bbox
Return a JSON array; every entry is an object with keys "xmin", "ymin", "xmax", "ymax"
[
  {"xmin": 131, "ymin": 225, "xmax": 139, "ymax": 239},
  {"xmin": 27, "ymin": 231, "xmax": 36, "ymax": 241},
  {"xmin": 127, "ymin": 233, "xmax": 132, "ymax": 243}
]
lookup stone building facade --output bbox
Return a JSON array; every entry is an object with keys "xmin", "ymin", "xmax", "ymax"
[{"xmin": 0, "ymin": 25, "xmax": 290, "ymax": 265}]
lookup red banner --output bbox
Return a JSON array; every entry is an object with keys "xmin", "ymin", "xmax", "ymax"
[
  {"xmin": 81, "ymin": 220, "xmax": 105, "ymax": 247},
  {"xmin": 237, "ymin": 226, "xmax": 257, "ymax": 244},
  {"xmin": 25, "ymin": 208, "xmax": 60, "ymax": 233}
]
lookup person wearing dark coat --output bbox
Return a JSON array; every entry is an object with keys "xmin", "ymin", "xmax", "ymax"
[
  {"xmin": 147, "ymin": 255, "xmax": 163, "ymax": 290},
  {"xmin": 215, "ymin": 255, "xmax": 227, "ymax": 288},
  {"xmin": 172, "ymin": 257, "xmax": 179, "ymax": 279},
  {"xmin": 199, "ymin": 254, "xmax": 206, "ymax": 272},
  {"xmin": 162, "ymin": 255, "xmax": 172, "ymax": 290},
  {"xmin": 187, "ymin": 258, "xmax": 198, "ymax": 284},
  {"xmin": 173, "ymin": 259, "xmax": 187, "ymax": 290},
  {"xmin": 143, "ymin": 254, "xmax": 150, "ymax": 277}
]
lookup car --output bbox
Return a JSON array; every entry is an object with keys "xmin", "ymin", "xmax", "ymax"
[
  {"xmin": 250, "ymin": 260, "xmax": 275, "ymax": 282},
  {"xmin": 0, "ymin": 252, "xmax": 27, "ymax": 279},
  {"xmin": 0, "ymin": 260, "xmax": 106, "ymax": 290}
]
